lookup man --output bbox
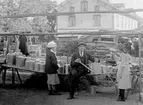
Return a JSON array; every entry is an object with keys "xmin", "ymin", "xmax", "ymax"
[
  {"xmin": 45, "ymin": 41, "xmax": 61, "ymax": 95},
  {"xmin": 67, "ymin": 42, "xmax": 95, "ymax": 99}
]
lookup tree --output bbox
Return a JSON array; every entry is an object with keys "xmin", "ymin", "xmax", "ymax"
[
  {"xmin": 0, "ymin": 0, "xmax": 33, "ymax": 33},
  {"xmin": 20, "ymin": 0, "xmax": 57, "ymax": 42},
  {"xmin": 57, "ymin": 40, "xmax": 79, "ymax": 56},
  {"xmin": 0, "ymin": 0, "xmax": 57, "ymax": 42}
]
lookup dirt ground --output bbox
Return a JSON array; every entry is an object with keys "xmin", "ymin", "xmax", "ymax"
[
  {"xmin": 0, "ymin": 86, "xmax": 142, "ymax": 105},
  {"xmin": 0, "ymin": 71, "xmax": 142, "ymax": 105}
]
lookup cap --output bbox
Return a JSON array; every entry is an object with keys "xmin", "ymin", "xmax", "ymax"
[{"xmin": 78, "ymin": 42, "xmax": 86, "ymax": 47}]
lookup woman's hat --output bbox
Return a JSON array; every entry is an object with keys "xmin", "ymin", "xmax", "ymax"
[
  {"xmin": 78, "ymin": 42, "xmax": 86, "ymax": 47},
  {"xmin": 47, "ymin": 41, "xmax": 57, "ymax": 48}
]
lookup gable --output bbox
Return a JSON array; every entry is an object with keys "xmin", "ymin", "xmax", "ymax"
[{"xmin": 57, "ymin": 0, "xmax": 116, "ymax": 12}]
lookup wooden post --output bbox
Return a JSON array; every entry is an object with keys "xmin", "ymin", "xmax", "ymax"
[{"xmin": 138, "ymin": 34, "xmax": 143, "ymax": 102}]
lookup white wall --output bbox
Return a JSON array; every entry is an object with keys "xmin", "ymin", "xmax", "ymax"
[
  {"xmin": 114, "ymin": 14, "xmax": 138, "ymax": 30},
  {"xmin": 57, "ymin": 0, "xmax": 138, "ymax": 33},
  {"xmin": 57, "ymin": 0, "xmax": 114, "ymax": 32}
]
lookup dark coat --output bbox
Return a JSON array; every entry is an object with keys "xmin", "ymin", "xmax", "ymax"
[
  {"xmin": 45, "ymin": 48, "xmax": 59, "ymax": 74},
  {"xmin": 19, "ymin": 35, "xmax": 29, "ymax": 56},
  {"xmin": 70, "ymin": 51, "xmax": 94, "ymax": 74}
]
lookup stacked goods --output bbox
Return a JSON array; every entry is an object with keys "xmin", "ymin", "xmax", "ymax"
[
  {"xmin": 58, "ymin": 60, "xmax": 63, "ymax": 67},
  {"xmin": 62, "ymin": 56, "xmax": 67, "ymax": 64},
  {"xmin": 39, "ymin": 61, "xmax": 45, "ymax": 72},
  {"xmin": 34, "ymin": 58, "xmax": 45, "ymax": 72},
  {"xmin": 29, "ymin": 58, "xmax": 36, "ymax": 71},
  {"xmin": 90, "ymin": 85, "xmax": 97, "ymax": 95},
  {"xmin": 65, "ymin": 64, "xmax": 70, "ymax": 74},
  {"xmin": 102, "ymin": 65, "xmax": 114, "ymax": 74},
  {"xmin": 25, "ymin": 59, "xmax": 30, "ymax": 70},
  {"xmin": 67, "ymin": 57, "xmax": 71, "ymax": 64},
  {"xmin": 25, "ymin": 58, "xmax": 36, "ymax": 70},
  {"xmin": 6, "ymin": 53, "xmax": 16, "ymax": 65},
  {"xmin": 90, "ymin": 63, "xmax": 102, "ymax": 74},
  {"xmin": 34, "ymin": 59, "xmax": 41, "ymax": 72},
  {"xmin": 57, "ymin": 56, "xmax": 68, "ymax": 66},
  {"xmin": 58, "ymin": 67, "xmax": 65, "ymax": 74},
  {"xmin": 16, "ymin": 56, "xmax": 26, "ymax": 67},
  {"xmin": 0, "ymin": 54, "xmax": 5, "ymax": 63}
]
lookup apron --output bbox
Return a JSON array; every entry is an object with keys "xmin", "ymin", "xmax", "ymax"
[{"xmin": 116, "ymin": 53, "xmax": 131, "ymax": 89}]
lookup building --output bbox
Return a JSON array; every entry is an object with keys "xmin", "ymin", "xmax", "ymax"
[
  {"xmin": 56, "ymin": 0, "xmax": 140, "ymax": 34},
  {"xmin": 56, "ymin": 0, "xmax": 143, "ymax": 57}
]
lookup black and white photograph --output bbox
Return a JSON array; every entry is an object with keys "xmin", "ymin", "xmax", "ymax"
[{"xmin": 0, "ymin": 0, "xmax": 143, "ymax": 105}]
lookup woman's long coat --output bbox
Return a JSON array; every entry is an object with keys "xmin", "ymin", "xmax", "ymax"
[
  {"xmin": 116, "ymin": 53, "xmax": 131, "ymax": 89},
  {"xmin": 45, "ymin": 48, "xmax": 59, "ymax": 74}
]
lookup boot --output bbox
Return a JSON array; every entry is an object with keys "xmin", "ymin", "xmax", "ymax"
[
  {"xmin": 52, "ymin": 90, "xmax": 62, "ymax": 95},
  {"xmin": 48, "ymin": 90, "xmax": 53, "ymax": 95}
]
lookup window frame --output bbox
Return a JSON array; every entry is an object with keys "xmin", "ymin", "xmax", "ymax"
[
  {"xmin": 94, "ymin": 5, "xmax": 100, "ymax": 11},
  {"xmin": 81, "ymin": 0, "xmax": 88, "ymax": 12},
  {"xmin": 68, "ymin": 15, "xmax": 76, "ymax": 27},
  {"xmin": 69, "ymin": 6, "xmax": 74, "ymax": 13},
  {"xmin": 93, "ymin": 15, "xmax": 101, "ymax": 27}
]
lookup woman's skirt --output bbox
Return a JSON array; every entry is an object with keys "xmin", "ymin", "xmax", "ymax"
[{"xmin": 47, "ymin": 74, "xmax": 60, "ymax": 85}]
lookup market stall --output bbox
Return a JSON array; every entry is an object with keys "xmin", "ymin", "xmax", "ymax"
[{"xmin": 0, "ymin": 35, "xmax": 139, "ymax": 94}]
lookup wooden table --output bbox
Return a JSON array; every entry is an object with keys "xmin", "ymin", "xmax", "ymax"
[{"xmin": 1, "ymin": 64, "xmax": 44, "ymax": 86}]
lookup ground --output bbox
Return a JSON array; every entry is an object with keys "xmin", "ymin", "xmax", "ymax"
[{"xmin": 0, "ymin": 86, "xmax": 142, "ymax": 105}]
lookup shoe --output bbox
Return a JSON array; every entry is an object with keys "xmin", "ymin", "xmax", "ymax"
[
  {"xmin": 117, "ymin": 97, "xmax": 122, "ymax": 101},
  {"xmin": 67, "ymin": 96, "xmax": 77, "ymax": 100},
  {"xmin": 117, "ymin": 98, "xmax": 125, "ymax": 102},
  {"xmin": 117, "ymin": 98, "xmax": 121, "ymax": 101},
  {"xmin": 121, "ymin": 99, "xmax": 125, "ymax": 101},
  {"xmin": 48, "ymin": 92, "xmax": 57, "ymax": 95},
  {"xmin": 48, "ymin": 90, "xmax": 53, "ymax": 95},
  {"xmin": 53, "ymin": 91, "xmax": 62, "ymax": 95}
]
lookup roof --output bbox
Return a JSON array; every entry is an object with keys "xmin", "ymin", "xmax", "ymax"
[
  {"xmin": 56, "ymin": 0, "xmax": 143, "ymax": 24},
  {"xmin": 112, "ymin": 3, "xmax": 125, "ymax": 9}
]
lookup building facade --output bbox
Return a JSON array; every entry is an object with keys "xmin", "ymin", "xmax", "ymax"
[
  {"xmin": 56, "ymin": 0, "xmax": 139, "ymax": 34},
  {"xmin": 56, "ymin": 0, "xmax": 141, "ymax": 57}
]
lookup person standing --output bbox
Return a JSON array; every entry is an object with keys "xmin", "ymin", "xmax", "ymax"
[
  {"xmin": 45, "ymin": 41, "xmax": 61, "ymax": 95},
  {"xmin": 116, "ymin": 44, "xmax": 131, "ymax": 101},
  {"xmin": 67, "ymin": 42, "xmax": 94, "ymax": 99}
]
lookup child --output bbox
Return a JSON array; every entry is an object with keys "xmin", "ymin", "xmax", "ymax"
[{"xmin": 45, "ymin": 41, "xmax": 61, "ymax": 95}]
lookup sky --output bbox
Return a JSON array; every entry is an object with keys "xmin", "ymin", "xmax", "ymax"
[{"xmin": 56, "ymin": 0, "xmax": 143, "ymax": 18}]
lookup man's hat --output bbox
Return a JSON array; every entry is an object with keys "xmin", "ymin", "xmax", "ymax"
[{"xmin": 78, "ymin": 42, "xmax": 86, "ymax": 47}]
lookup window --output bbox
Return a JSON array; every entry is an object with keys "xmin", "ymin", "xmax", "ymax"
[
  {"xmin": 93, "ymin": 15, "xmax": 101, "ymax": 27},
  {"xmin": 121, "ymin": 16, "xmax": 124, "ymax": 28},
  {"xmin": 92, "ymin": 37, "xmax": 99, "ymax": 42},
  {"xmin": 94, "ymin": 5, "xmax": 100, "ymax": 11},
  {"xmin": 128, "ymin": 19, "xmax": 131, "ymax": 29},
  {"xmin": 81, "ymin": 0, "xmax": 88, "ymax": 12},
  {"xmin": 68, "ymin": 15, "xmax": 76, "ymax": 27},
  {"xmin": 69, "ymin": 6, "xmax": 74, "ymax": 12},
  {"xmin": 101, "ymin": 37, "xmax": 114, "ymax": 42}
]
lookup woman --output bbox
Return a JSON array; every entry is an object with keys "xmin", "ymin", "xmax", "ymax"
[
  {"xmin": 116, "ymin": 44, "xmax": 131, "ymax": 101},
  {"xmin": 45, "ymin": 41, "xmax": 61, "ymax": 95}
]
